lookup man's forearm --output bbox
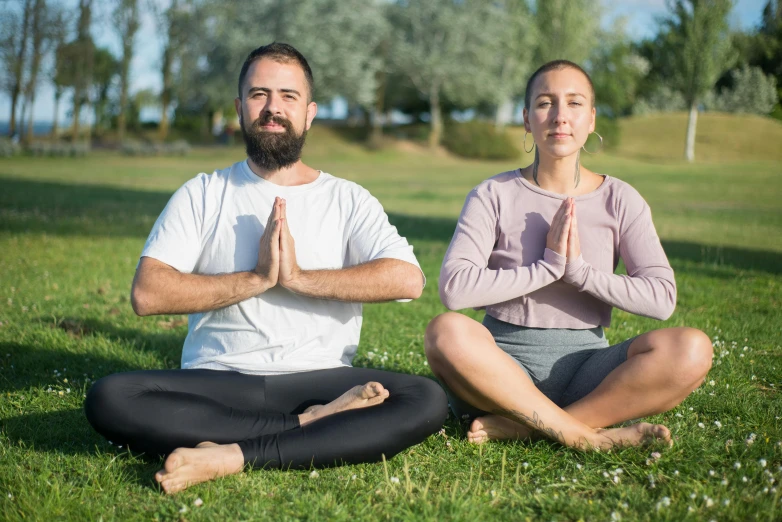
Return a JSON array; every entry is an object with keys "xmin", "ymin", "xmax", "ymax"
[
  {"xmin": 284, "ymin": 258, "xmax": 423, "ymax": 302},
  {"xmin": 132, "ymin": 258, "xmax": 271, "ymax": 316}
]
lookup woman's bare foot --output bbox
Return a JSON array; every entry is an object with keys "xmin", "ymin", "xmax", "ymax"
[
  {"xmin": 467, "ymin": 415, "xmax": 535, "ymax": 444},
  {"xmin": 154, "ymin": 442, "xmax": 245, "ymax": 494},
  {"xmin": 596, "ymin": 422, "xmax": 672, "ymax": 449},
  {"xmin": 299, "ymin": 382, "xmax": 389, "ymax": 426}
]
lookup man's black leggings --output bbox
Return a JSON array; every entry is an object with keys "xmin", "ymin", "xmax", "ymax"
[{"xmin": 84, "ymin": 366, "xmax": 448, "ymax": 469}]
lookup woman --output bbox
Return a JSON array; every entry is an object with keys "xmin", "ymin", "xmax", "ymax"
[{"xmin": 425, "ymin": 60, "xmax": 712, "ymax": 450}]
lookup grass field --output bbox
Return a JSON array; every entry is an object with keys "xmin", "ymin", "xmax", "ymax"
[{"xmin": 1, "ymin": 117, "xmax": 781, "ymax": 521}]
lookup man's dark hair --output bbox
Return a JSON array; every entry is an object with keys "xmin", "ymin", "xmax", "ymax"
[
  {"xmin": 524, "ymin": 60, "xmax": 595, "ymax": 110},
  {"xmin": 237, "ymin": 42, "xmax": 314, "ymax": 101}
]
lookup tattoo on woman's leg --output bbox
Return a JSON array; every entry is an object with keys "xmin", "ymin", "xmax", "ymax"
[{"xmin": 492, "ymin": 408, "xmax": 566, "ymax": 445}]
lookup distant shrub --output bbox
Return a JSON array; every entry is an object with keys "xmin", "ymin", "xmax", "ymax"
[
  {"xmin": 121, "ymin": 139, "xmax": 191, "ymax": 156},
  {"xmin": 706, "ymin": 66, "xmax": 778, "ymax": 115},
  {"xmin": 443, "ymin": 121, "xmax": 520, "ymax": 160},
  {"xmin": 0, "ymin": 138, "xmax": 22, "ymax": 157},
  {"xmin": 592, "ymin": 116, "xmax": 621, "ymax": 152},
  {"xmin": 25, "ymin": 141, "xmax": 90, "ymax": 157},
  {"xmin": 633, "ymin": 85, "xmax": 687, "ymax": 115}
]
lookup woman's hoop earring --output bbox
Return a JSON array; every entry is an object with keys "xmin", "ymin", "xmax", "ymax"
[
  {"xmin": 581, "ymin": 132, "xmax": 603, "ymax": 154},
  {"xmin": 523, "ymin": 132, "xmax": 535, "ymax": 153}
]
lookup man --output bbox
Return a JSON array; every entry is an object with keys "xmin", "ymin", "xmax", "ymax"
[{"xmin": 85, "ymin": 43, "xmax": 447, "ymax": 494}]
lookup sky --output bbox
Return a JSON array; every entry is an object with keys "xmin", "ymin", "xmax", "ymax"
[{"xmin": 0, "ymin": 0, "xmax": 771, "ymax": 123}]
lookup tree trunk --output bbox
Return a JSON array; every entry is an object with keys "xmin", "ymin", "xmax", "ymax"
[
  {"xmin": 25, "ymin": 92, "xmax": 36, "ymax": 144},
  {"xmin": 159, "ymin": 45, "xmax": 172, "ymax": 141},
  {"xmin": 117, "ymin": 0, "xmax": 138, "ymax": 142},
  {"xmin": 428, "ymin": 84, "xmax": 442, "ymax": 149},
  {"xmin": 494, "ymin": 96, "xmax": 514, "ymax": 130},
  {"xmin": 685, "ymin": 99, "xmax": 698, "ymax": 163},
  {"xmin": 369, "ymin": 68, "xmax": 386, "ymax": 148},
  {"xmin": 9, "ymin": 0, "xmax": 32, "ymax": 137},
  {"xmin": 51, "ymin": 89, "xmax": 61, "ymax": 140}
]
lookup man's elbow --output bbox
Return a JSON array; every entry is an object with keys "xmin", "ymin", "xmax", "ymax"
[
  {"xmin": 403, "ymin": 271, "xmax": 424, "ymax": 300},
  {"xmin": 130, "ymin": 285, "xmax": 155, "ymax": 316}
]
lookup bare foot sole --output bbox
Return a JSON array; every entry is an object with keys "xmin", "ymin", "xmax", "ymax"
[
  {"xmin": 154, "ymin": 442, "xmax": 245, "ymax": 494},
  {"xmin": 599, "ymin": 422, "xmax": 672, "ymax": 449},
  {"xmin": 467, "ymin": 415, "xmax": 535, "ymax": 444},
  {"xmin": 300, "ymin": 382, "xmax": 389, "ymax": 426}
]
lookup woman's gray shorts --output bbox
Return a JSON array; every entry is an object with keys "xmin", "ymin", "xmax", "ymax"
[{"xmin": 446, "ymin": 314, "xmax": 637, "ymax": 422}]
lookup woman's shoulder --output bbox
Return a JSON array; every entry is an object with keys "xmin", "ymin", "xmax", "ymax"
[{"xmin": 471, "ymin": 170, "xmax": 521, "ymax": 197}]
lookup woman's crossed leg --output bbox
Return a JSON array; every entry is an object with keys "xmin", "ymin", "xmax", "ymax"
[{"xmin": 425, "ymin": 312, "xmax": 712, "ymax": 450}]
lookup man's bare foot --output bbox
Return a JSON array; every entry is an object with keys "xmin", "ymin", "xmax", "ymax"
[
  {"xmin": 299, "ymin": 382, "xmax": 389, "ymax": 426},
  {"xmin": 467, "ymin": 415, "xmax": 535, "ymax": 444},
  {"xmin": 596, "ymin": 422, "xmax": 672, "ymax": 449},
  {"xmin": 154, "ymin": 442, "xmax": 244, "ymax": 494}
]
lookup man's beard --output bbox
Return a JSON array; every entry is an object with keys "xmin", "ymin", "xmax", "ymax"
[{"xmin": 241, "ymin": 113, "xmax": 307, "ymax": 171}]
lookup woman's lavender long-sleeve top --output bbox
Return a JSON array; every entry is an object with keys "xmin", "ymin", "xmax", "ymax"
[{"xmin": 439, "ymin": 170, "xmax": 676, "ymax": 328}]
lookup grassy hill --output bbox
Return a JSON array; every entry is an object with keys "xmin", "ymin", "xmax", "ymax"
[{"xmin": 616, "ymin": 112, "xmax": 782, "ymax": 163}]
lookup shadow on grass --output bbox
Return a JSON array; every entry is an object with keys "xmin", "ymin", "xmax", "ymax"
[
  {"xmin": 2, "ymin": 176, "xmax": 781, "ymax": 274},
  {"xmin": 0, "ymin": 318, "xmax": 183, "ymax": 394}
]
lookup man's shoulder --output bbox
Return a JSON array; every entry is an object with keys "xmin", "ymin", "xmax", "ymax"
[
  {"xmin": 316, "ymin": 171, "xmax": 374, "ymax": 201},
  {"xmin": 177, "ymin": 161, "xmax": 243, "ymax": 195}
]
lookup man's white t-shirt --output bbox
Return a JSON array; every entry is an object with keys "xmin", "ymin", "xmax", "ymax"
[{"xmin": 141, "ymin": 160, "xmax": 423, "ymax": 375}]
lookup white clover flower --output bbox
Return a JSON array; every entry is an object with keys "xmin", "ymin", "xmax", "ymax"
[
  {"xmin": 179, "ymin": 507, "xmax": 188, "ymax": 514},
  {"xmin": 722, "ymin": 499, "xmax": 729, "ymax": 506},
  {"xmin": 193, "ymin": 498, "xmax": 203, "ymax": 507},
  {"xmin": 705, "ymin": 497, "xmax": 714, "ymax": 508},
  {"xmin": 603, "ymin": 471, "xmax": 610, "ymax": 478},
  {"xmin": 390, "ymin": 476, "xmax": 399, "ymax": 484},
  {"xmin": 690, "ymin": 493, "xmax": 697, "ymax": 500},
  {"xmin": 576, "ymin": 463, "xmax": 582, "ymax": 470},
  {"xmin": 759, "ymin": 459, "xmax": 767, "ymax": 468},
  {"xmin": 610, "ymin": 511, "xmax": 621, "ymax": 521},
  {"xmin": 523, "ymin": 462, "xmax": 529, "ymax": 469},
  {"xmin": 721, "ymin": 479, "xmax": 729, "ymax": 486},
  {"xmin": 714, "ymin": 421, "xmax": 722, "ymax": 428},
  {"xmin": 650, "ymin": 452, "xmax": 661, "ymax": 460},
  {"xmin": 734, "ymin": 462, "xmax": 741, "ymax": 469},
  {"xmin": 309, "ymin": 470, "xmax": 319, "ymax": 478},
  {"xmin": 708, "ymin": 380, "xmax": 715, "ymax": 386},
  {"xmin": 709, "ymin": 470, "xmax": 716, "ymax": 476},
  {"xmin": 742, "ymin": 476, "xmax": 748, "ymax": 483},
  {"xmin": 490, "ymin": 490, "xmax": 496, "ymax": 497},
  {"xmin": 674, "ymin": 470, "xmax": 679, "ymax": 476},
  {"xmin": 698, "ymin": 422, "xmax": 705, "ymax": 428}
]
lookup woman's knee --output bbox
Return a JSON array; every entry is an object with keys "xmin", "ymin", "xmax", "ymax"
[
  {"xmin": 424, "ymin": 312, "xmax": 472, "ymax": 364},
  {"xmin": 650, "ymin": 328, "xmax": 713, "ymax": 385}
]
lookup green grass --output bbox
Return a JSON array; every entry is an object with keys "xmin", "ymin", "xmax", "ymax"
[{"xmin": 1, "ymin": 122, "xmax": 781, "ymax": 521}]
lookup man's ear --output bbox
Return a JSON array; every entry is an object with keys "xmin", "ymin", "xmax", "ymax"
[
  {"xmin": 234, "ymin": 97, "xmax": 242, "ymax": 119},
  {"xmin": 305, "ymin": 101, "xmax": 318, "ymax": 131}
]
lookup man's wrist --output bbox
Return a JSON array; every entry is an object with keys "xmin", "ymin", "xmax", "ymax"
[
  {"xmin": 250, "ymin": 270, "xmax": 274, "ymax": 294},
  {"xmin": 282, "ymin": 267, "xmax": 308, "ymax": 294}
]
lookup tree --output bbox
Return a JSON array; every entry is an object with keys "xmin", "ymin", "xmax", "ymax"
[
  {"xmin": 114, "ymin": 0, "xmax": 139, "ymax": 141},
  {"xmin": 49, "ymin": 9, "xmax": 71, "ymax": 140},
  {"xmin": 490, "ymin": 0, "xmax": 537, "ymax": 128},
  {"xmin": 663, "ymin": 0, "xmax": 736, "ymax": 162},
  {"xmin": 1, "ymin": 0, "xmax": 33, "ymax": 137},
  {"xmin": 533, "ymin": 0, "xmax": 600, "ymax": 66},
  {"xmin": 389, "ymin": 0, "xmax": 502, "ymax": 147},
  {"xmin": 23, "ymin": 0, "xmax": 52, "ymax": 144},
  {"xmin": 69, "ymin": 0, "xmax": 95, "ymax": 143},
  {"xmin": 91, "ymin": 47, "xmax": 119, "ymax": 134},
  {"xmin": 590, "ymin": 26, "xmax": 651, "ymax": 118}
]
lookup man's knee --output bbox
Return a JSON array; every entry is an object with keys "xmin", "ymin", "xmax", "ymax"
[
  {"xmin": 84, "ymin": 372, "xmax": 138, "ymax": 433},
  {"xmin": 396, "ymin": 376, "xmax": 448, "ymax": 435}
]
